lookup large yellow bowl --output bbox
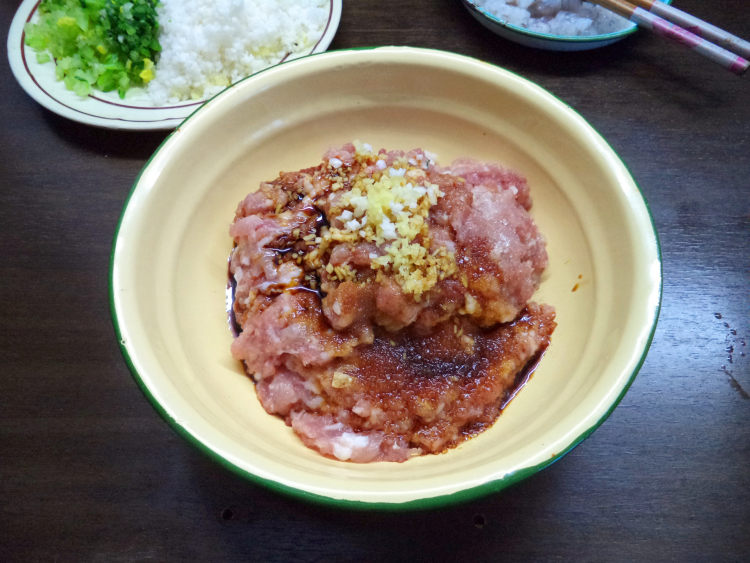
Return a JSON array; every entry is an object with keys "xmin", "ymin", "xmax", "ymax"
[{"xmin": 110, "ymin": 47, "xmax": 661, "ymax": 509}]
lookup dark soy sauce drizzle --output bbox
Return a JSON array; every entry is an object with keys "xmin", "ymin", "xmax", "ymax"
[
  {"xmin": 226, "ymin": 203, "xmax": 328, "ymax": 336},
  {"xmin": 226, "ymin": 249, "xmax": 241, "ymax": 337},
  {"xmin": 499, "ymin": 348, "xmax": 547, "ymax": 411}
]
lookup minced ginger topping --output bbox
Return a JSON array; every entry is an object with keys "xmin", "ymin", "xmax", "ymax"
[{"xmin": 313, "ymin": 141, "xmax": 458, "ymax": 299}]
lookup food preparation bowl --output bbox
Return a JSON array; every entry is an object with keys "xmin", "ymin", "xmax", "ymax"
[{"xmin": 110, "ymin": 46, "xmax": 662, "ymax": 509}]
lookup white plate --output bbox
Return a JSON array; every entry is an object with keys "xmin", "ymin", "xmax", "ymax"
[{"xmin": 7, "ymin": 0, "xmax": 342, "ymax": 130}]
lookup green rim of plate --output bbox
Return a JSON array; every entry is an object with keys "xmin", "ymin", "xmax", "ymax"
[
  {"xmin": 109, "ymin": 46, "xmax": 663, "ymax": 511},
  {"xmin": 462, "ymin": 0, "xmax": 673, "ymax": 44}
]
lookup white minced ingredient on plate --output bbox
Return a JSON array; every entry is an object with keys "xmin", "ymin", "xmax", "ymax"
[
  {"xmin": 473, "ymin": 0, "xmax": 630, "ymax": 36},
  {"xmin": 148, "ymin": 0, "xmax": 328, "ymax": 104}
]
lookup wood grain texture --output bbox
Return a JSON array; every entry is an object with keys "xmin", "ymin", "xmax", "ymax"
[{"xmin": 1, "ymin": 1, "xmax": 748, "ymax": 561}]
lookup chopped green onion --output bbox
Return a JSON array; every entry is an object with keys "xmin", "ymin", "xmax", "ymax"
[{"xmin": 24, "ymin": 0, "xmax": 161, "ymax": 98}]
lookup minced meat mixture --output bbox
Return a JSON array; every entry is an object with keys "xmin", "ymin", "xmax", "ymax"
[{"xmin": 229, "ymin": 142, "xmax": 556, "ymax": 462}]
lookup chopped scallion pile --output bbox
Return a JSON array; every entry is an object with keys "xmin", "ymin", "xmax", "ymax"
[{"xmin": 24, "ymin": 0, "xmax": 161, "ymax": 98}]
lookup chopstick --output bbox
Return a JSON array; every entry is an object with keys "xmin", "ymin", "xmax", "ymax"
[
  {"xmin": 590, "ymin": 0, "xmax": 749, "ymax": 75},
  {"xmin": 628, "ymin": 0, "xmax": 750, "ymax": 59}
]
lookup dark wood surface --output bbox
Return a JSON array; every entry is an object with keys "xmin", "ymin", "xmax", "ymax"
[{"xmin": 2, "ymin": 1, "xmax": 748, "ymax": 560}]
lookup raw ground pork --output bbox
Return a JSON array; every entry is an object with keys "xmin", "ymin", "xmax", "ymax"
[{"xmin": 229, "ymin": 143, "xmax": 556, "ymax": 462}]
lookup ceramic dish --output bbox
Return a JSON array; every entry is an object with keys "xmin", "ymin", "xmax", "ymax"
[
  {"xmin": 461, "ymin": 0, "xmax": 671, "ymax": 51},
  {"xmin": 6, "ymin": 0, "xmax": 342, "ymax": 130},
  {"xmin": 110, "ymin": 46, "xmax": 662, "ymax": 509}
]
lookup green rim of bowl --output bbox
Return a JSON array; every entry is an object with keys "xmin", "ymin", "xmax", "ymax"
[
  {"xmin": 462, "ymin": 0, "xmax": 673, "ymax": 44},
  {"xmin": 109, "ymin": 46, "xmax": 663, "ymax": 511}
]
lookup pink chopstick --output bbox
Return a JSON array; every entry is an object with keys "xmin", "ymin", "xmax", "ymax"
[
  {"xmin": 591, "ymin": 0, "xmax": 749, "ymax": 75},
  {"xmin": 631, "ymin": 0, "xmax": 750, "ymax": 59}
]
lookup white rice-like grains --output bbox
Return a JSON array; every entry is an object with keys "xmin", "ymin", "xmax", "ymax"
[
  {"xmin": 473, "ymin": 0, "xmax": 630, "ymax": 36},
  {"xmin": 148, "ymin": 0, "xmax": 328, "ymax": 104}
]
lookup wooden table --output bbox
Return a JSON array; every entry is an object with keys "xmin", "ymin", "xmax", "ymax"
[{"xmin": 2, "ymin": 1, "xmax": 748, "ymax": 560}]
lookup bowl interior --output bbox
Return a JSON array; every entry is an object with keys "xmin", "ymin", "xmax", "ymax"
[{"xmin": 111, "ymin": 47, "xmax": 660, "ymax": 507}]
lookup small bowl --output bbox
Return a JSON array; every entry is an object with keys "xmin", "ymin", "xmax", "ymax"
[
  {"xmin": 461, "ymin": 0, "xmax": 671, "ymax": 51},
  {"xmin": 110, "ymin": 47, "xmax": 661, "ymax": 509}
]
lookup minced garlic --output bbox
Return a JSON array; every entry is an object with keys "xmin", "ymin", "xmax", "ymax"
[
  {"xmin": 320, "ymin": 142, "xmax": 458, "ymax": 299},
  {"xmin": 331, "ymin": 369, "xmax": 354, "ymax": 388}
]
